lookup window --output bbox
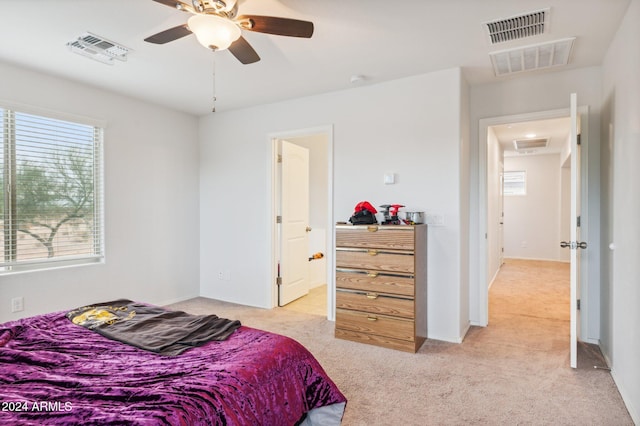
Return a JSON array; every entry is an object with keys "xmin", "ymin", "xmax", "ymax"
[
  {"xmin": 1, "ymin": 107, "xmax": 104, "ymax": 273},
  {"xmin": 503, "ymin": 170, "xmax": 526, "ymax": 195}
]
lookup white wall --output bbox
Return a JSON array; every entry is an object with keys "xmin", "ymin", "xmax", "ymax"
[
  {"xmin": 0, "ymin": 62, "xmax": 200, "ymax": 323},
  {"xmin": 458, "ymin": 74, "xmax": 471, "ymax": 339},
  {"xmin": 601, "ymin": 0, "xmax": 640, "ymax": 421},
  {"xmin": 503, "ymin": 154, "xmax": 563, "ymax": 261},
  {"xmin": 486, "ymin": 127, "xmax": 503, "ymax": 283},
  {"xmin": 199, "ymin": 68, "xmax": 468, "ymax": 342}
]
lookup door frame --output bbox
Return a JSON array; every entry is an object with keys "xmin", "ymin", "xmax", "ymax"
[
  {"xmin": 477, "ymin": 107, "xmax": 589, "ymax": 333},
  {"xmin": 268, "ymin": 125, "xmax": 335, "ymax": 320}
]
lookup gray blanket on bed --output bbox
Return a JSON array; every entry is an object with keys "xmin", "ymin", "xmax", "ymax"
[{"xmin": 66, "ymin": 299, "xmax": 241, "ymax": 356}]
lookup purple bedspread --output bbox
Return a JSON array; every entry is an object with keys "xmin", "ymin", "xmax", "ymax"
[{"xmin": 0, "ymin": 309, "xmax": 346, "ymax": 425}]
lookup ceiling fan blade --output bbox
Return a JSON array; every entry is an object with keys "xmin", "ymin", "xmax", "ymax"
[
  {"xmin": 237, "ymin": 15, "xmax": 314, "ymax": 38},
  {"xmin": 228, "ymin": 36, "xmax": 261, "ymax": 64},
  {"xmin": 144, "ymin": 24, "xmax": 192, "ymax": 44}
]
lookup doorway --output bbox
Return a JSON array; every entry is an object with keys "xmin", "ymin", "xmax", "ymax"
[
  {"xmin": 268, "ymin": 126, "xmax": 335, "ymax": 320},
  {"xmin": 478, "ymin": 106, "xmax": 589, "ymax": 334}
]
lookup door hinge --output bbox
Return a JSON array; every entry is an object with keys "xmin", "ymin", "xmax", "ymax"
[
  {"xmin": 577, "ymin": 215, "xmax": 581, "ymax": 227},
  {"xmin": 577, "ymin": 299, "xmax": 581, "ymax": 310},
  {"xmin": 276, "ymin": 276, "xmax": 282, "ymax": 286},
  {"xmin": 577, "ymin": 134, "xmax": 581, "ymax": 146},
  {"xmin": 277, "ymin": 154, "xmax": 282, "ymax": 163},
  {"xmin": 276, "ymin": 216, "xmax": 282, "ymax": 224}
]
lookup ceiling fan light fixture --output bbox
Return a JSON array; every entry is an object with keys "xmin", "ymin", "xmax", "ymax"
[{"xmin": 188, "ymin": 14, "xmax": 241, "ymax": 50}]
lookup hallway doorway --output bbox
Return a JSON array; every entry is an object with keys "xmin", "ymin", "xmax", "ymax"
[
  {"xmin": 269, "ymin": 126, "xmax": 335, "ymax": 320},
  {"xmin": 478, "ymin": 104, "xmax": 592, "ymax": 368}
]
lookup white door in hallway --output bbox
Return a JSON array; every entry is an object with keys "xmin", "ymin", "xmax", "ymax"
[
  {"xmin": 279, "ymin": 140, "xmax": 310, "ymax": 306},
  {"xmin": 567, "ymin": 93, "xmax": 582, "ymax": 369}
]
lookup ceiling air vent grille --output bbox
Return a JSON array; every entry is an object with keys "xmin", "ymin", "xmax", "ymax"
[
  {"xmin": 490, "ymin": 37, "xmax": 575, "ymax": 77},
  {"xmin": 513, "ymin": 138, "xmax": 548, "ymax": 150},
  {"xmin": 486, "ymin": 8, "xmax": 550, "ymax": 44},
  {"xmin": 67, "ymin": 32, "xmax": 130, "ymax": 65}
]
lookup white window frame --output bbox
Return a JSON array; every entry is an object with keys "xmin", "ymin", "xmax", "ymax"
[
  {"xmin": 1, "ymin": 104, "xmax": 105, "ymax": 274},
  {"xmin": 503, "ymin": 170, "xmax": 527, "ymax": 196}
]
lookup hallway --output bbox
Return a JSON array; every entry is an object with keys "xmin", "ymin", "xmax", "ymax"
[
  {"xmin": 485, "ymin": 258, "xmax": 609, "ymax": 367},
  {"xmin": 280, "ymin": 284, "xmax": 327, "ymax": 316},
  {"xmin": 489, "ymin": 258, "xmax": 570, "ymax": 351}
]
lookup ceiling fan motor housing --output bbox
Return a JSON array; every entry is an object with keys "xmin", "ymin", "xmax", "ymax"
[{"xmin": 193, "ymin": 0, "xmax": 238, "ymax": 18}]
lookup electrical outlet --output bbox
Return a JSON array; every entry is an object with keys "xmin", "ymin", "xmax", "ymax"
[
  {"xmin": 218, "ymin": 271, "xmax": 224, "ymax": 280},
  {"xmin": 11, "ymin": 297, "xmax": 24, "ymax": 313}
]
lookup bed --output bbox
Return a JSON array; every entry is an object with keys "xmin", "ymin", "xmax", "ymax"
[{"xmin": 0, "ymin": 300, "xmax": 346, "ymax": 425}]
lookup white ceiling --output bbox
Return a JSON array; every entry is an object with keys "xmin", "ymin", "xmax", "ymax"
[
  {"xmin": 492, "ymin": 117, "xmax": 571, "ymax": 157},
  {"xmin": 0, "ymin": 0, "xmax": 630, "ymax": 121}
]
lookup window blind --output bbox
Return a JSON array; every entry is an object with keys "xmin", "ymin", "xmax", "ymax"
[
  {"xmin": 503, "ymin": 170, "xmax": 527, "ymax": 196},
  {"xmin": 1, "ymin": 108, "xmax": 104, "ymax": 272}
]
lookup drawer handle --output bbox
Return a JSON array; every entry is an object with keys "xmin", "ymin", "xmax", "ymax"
[
  {"xmin": 367, "ymin": 250, "xmax": 378, "ymax": 256},
  {"xmin": 367, "ymin": 315, "xmax": 378, "ymax": 321},
  {"xmin": 366, "ymin": 272, "xmax": 379, "ymax": 278},
  {"xmin": 367, "ymin": 225, "xmax": 378, "ymax": 232},
  {"xmin": 366, "ymin": 292, "xmax": 379, "ymax": 299}
]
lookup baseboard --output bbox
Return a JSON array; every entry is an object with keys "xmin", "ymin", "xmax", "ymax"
[
  {"xmin": 158, "ymin": 294, "xmax": 199, "ymax": 307},
  {"xmin": 428, "ymin": 325, "xmax": 469, "ymax": 344},
  {"xmin": 459, "ymin": 321, "xmax": 472, "ymax": 342},
  {"xmin": 488, "ymin": 267, "xmax": 500, "ymax": 290},
  {"xmin": 598, "ymin": 343, "xmax": 638, "ymax": 424},
  {"xmin": 503, "ymin": 256, "xmax": 569, "ymax": 264},
  {"xmin": 610, "ymin": 369, "xmax": 639, "ymax": 425}
]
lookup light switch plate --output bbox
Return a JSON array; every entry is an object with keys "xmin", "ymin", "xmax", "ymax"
[{"xmin": 384, "ymin": 173, "xmax": 395, "ymax": 184}]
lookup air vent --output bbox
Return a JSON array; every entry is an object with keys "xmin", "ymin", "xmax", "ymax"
[
  {"xmin": 490, "ymin": 37, "xmax": 575, "ymax": 76},
  {"xmin": 513, "ymin": 138, "xmax": 548, "ymax": 150},
  {"xmin": 67, "ymin": 32, "xmax": 130, "ymax": 65},
  {"xmin": 485, "ymin": 8, "xmax": 550, "ymax": 44}
]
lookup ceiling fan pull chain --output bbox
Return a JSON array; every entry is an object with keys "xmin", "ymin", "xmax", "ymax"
[{"xmin": 212, "ymin": 53, "xmax": 217, "ymax": 113}]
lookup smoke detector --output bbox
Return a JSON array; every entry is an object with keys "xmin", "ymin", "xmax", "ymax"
[
  {"xmin": 489, "ymin": 37, "xmax": 575, "ymax": 76},
  {"xmin": 485, "ymin": 8, "xmax": 550, "ymax": 45},
  {"xmin": 67, "ymin": 32, "xmax": 130, "ymax": 65}
]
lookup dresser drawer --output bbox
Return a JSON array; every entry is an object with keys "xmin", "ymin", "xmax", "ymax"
[
  {"xmin": 336, "ymin": 289, "xmax": 414, "ymax": 319},
  {"xmin": 336, "ymin": 269, "xmax": 414, "ymax": 297},
  {"xmin": 336, "ymin": 225, "xmax": 414, "ymax": 250},
  {"xmin": 336, "ymin": 248, "xmax": 414, "ymax": 274},
  {"xmin": 335, "ymin": 308, "xmax": 415, "ymax": 342}
]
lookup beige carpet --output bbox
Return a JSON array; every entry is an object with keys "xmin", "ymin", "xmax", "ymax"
[{"xmin": 169, "ymin": 259, "xmax": 632, "ymax": 425}]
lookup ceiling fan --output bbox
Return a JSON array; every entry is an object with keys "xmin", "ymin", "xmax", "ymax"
[{"xmin": 144, "ymin": 0, "xmax": 314, "ymax": 64}]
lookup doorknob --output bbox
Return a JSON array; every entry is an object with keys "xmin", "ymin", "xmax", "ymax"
[
  {"xmin": 560, "ymin": 241, "xmax": 588, "ymax": 249},
  {"xmin": 305, "ymin": 226, "xmax": 312, "ymax": 232}
]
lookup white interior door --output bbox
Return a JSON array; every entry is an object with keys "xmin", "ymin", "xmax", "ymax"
[
  {"xmin": 498, "ymin": 160, "xmax": 505, "ymax": 267},
  {"xmin": 567, "ymin": 93, "xmax": 583, "ymax": 369},
  {"xmin": 279, "ymin": 140, "xmax": 310, "ymax": 306}
]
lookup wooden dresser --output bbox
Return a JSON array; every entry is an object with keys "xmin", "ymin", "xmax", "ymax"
[{"xmin": 335, "ymin": 224, "xmax": 427, "ymax": 352}]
